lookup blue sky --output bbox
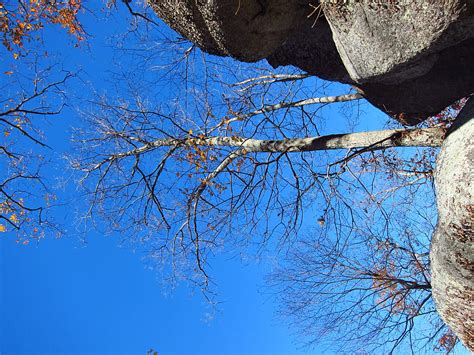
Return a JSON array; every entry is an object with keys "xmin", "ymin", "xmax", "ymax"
[
  {"xmin": 1, "ymin": 232, "xmax": 310, "ymax": 355},
  {"xmin": 0, "ymin": 4, "xmax": 316, "ymax": 354}
]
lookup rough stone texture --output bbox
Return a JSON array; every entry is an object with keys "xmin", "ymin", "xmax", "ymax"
[
  {"xmin": 149, "ymin": 0, "xmax": 221, "ymax": 56},
  {"xmin": 431, "ymin": 98, "xmax": 474, "ymax": 351},
  {"xmin": 267, "ymin": 16, "xmax": 354, "ymax": 84},
  {"xmin": 149, "ymin": 0, "xmax": 474, "ymax": 124},
  {"xmin": 322, "ymin": 1, "xmax": 474, "ymax": 84},
  {"xmin": 149, "ymin": 0, "xmax": 308, "ymax": 62},
  {"xmin": 357, "ymin": 37, "xmax": 474, "ymax": 125}
]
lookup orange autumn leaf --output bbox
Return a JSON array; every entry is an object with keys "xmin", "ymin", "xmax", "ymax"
[{"xmin": 0, "ymin": 0, "xmax": 84, "ymax": 53}]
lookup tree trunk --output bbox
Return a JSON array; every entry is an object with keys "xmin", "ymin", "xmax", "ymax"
[{"xmin": 431, "ymin": 98, "xmax": 474, "ymax": 350}]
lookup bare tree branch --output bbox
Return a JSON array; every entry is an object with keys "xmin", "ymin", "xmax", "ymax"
[
  {"xmin": 83, "ymin": 126, "xmax": 445, "ymax": 173},
  {"xmin": 214, "ymin": 93, "xmax": 363, "ymax": 131}
]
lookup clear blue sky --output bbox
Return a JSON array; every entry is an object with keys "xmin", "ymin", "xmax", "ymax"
[
  {"xmin": 1, "ymin": 232, "xmax": 312, "ymax": 354},
  {"xmin": 0, "ymin": 4, "xmax": 318, "ymax": 354}
]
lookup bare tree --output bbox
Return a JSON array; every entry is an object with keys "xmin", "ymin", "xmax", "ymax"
[
  {"xmin": 0, "ymin": 0, "xmax": 89, "ymax": 241},
  {"xmin": 269, "ymin": 124, "xmax": 461, "ymax": 353},
  {"xmin": 2, "ymin": 1, "xmax": 467, "ymax": 351},
  {"xmin": 0, "ymin": 58, "xmax": 72, "ymax": 241},
  {"xmin": 70, "ymin": 41, "xmax": 468, "ymax": 351}
]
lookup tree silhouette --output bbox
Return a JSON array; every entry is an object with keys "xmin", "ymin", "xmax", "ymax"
[{"xmin": 72, "ymin": 41, "xmax": 469, "ymax": 351}]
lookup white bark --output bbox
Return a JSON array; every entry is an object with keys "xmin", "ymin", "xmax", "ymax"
[
  {"xmin": 90, "ymin": 127, "xmax": 445, "ymax": 171},
  {"xmin": 431, "ymin": 98, "xmax": 474, "ymax": 350},
  {"xmin": 217, "ymin": 93, "xmax": 363, "ymax": 129}
]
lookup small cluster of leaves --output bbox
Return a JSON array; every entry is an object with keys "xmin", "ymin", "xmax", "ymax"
[
  {"xmin": 174, "ymin": 131, "xmax": 220, "ymax": 173},
  {"xmin": 0, "ymin": 0, "xmax": 84, "ymax": 57},
  {"xmin": 0, "ymin": 199, "xmax": 22, "ymax": 231},
  {"xmin": 371, "ymin": 239, "xmax": 430, "ymax": 315},
  {"xmin": 424, "ymin": 97, "xmax": 467, "ymax": 128},
  {"xmin": 0, "ymin": 197, "xmax": 47, "ymax": 244},
  {"xmin": 436, "ymin": 329, "xmax": 458, "ymax": 353}
]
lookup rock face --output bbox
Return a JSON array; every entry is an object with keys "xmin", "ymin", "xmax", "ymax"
[
  {"xmin": 322, "ymin": 1, "xmax": 474, "ymax": 124},
  {"xmin": 359, "ymin": 37, "xmax": 474, "ymax": 124},
  {"xmin": 149, "ymin": 0, "xmax": 308, "ymax": 61},
  {"xmin": 431, "ymin": 98, "xmax": 474, "ymax": 350},
  {"xmin": 322, "ymin": 1, "xmax": 474, "ymax": 84},
  {"xmin": 149, "ymin": 0, "xmax": 474, "ymax": 125},
  {"xmin": 266, "ymin": 16, "xmax": 353, "ymax": 84}
]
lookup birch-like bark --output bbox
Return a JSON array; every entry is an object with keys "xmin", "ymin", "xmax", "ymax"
[
  {"xmin": 220, "ymin": 93, "xmax": 363, "ymax": 128},
  {"xmin": 88, "ymin": 127, "xmax": 446, "ymax": 171}
]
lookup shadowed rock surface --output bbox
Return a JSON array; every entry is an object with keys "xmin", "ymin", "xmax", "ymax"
[
  {"xmin": 322, "ymin": 1, "xmax": 474, "ymax": 84},
  {"xmin": 149, "ymin": 0, "xmax": 309, "ymax": 61},
  {"xmin": 359, "ymin": 37, "xmax": 474, "ymax": 124},
  {"xmin": 149, "ymin": 0, "xmax": 474, "ymax": 125},
  {"xmin": 267, "ymin": 16, "xmax": 353, "ymax": 84}
]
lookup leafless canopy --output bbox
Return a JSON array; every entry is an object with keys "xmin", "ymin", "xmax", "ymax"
[
  {"xmin": 72, "ymin": 37, "xmax": 463, "ymax": 351},
  {"xmin": 0, "ymin": 59, "xmax": 71, "ymax": 241}
]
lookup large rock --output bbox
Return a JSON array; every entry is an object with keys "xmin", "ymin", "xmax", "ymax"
[
  {"xmin": 322, "ymin": 1, "xmax": 474, "ymax": 84},
  {"xmin": 148, "ymin": 0, "xmax": 474, "ymax": 124},
  {"xmin": 431, "ymin": 98, "xmax": 474, "ymax": 351},
  {"xmin": 358, "ymin": 37, "xmax": 474, "ymax": 125},
  {"xmin": 267, "ymin": 16, "xmax": 354, "ymax": 84},
  {"xmin": 149, "ymin": 0, "xmax": 308, "ymax": 61}
]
